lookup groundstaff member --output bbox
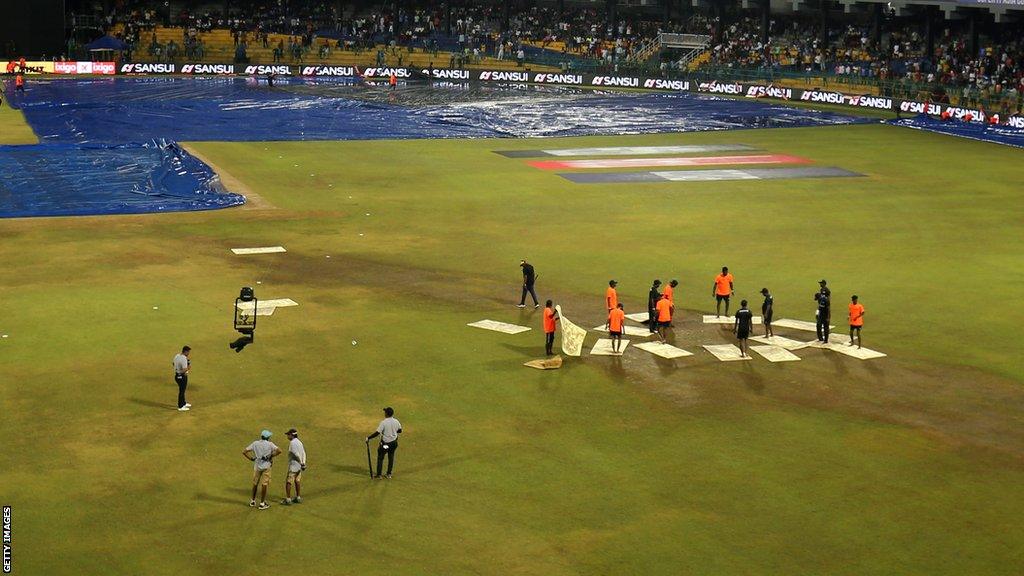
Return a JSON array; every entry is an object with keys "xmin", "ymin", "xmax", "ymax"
[
  {"xmin": 517, "ymin": 259, "xmax": 539, "ymax": 308},
  {"xmin": 815, "ymin": 281, "xmax": 831, "ymax": 343},
  {"xmin": 605, "ymin": 280, "xmax": 618, "ymax": 312},
  {"xmin": 172, "ymin": 346, "xmax": 192, "ymax": 412},
  {"xmin": 282, "ymin": 428, "xmax": 307, "ymax": 505},
  {"xmin": 712, "ymin": 267, "xmax": 734, "ymax": 317},
  {"xmin": 655, "ymin": 292, "xmax": 672, "ymax": 343},
  {"xmin": 366, "ymin": 407, "xmax": 403, "ymax": 479},
  {"xmin": 243, "ymin": 430, "xmax": 281, "ymax": 510},
  {"xmin": 543, "ymin": 300, "xmax": 560, "ymax": 355},
  {"xmin": 760, "ymin": 288, "xmax": 774, "ymax": 337},
  {"xmin": 848, "ymin": 295, "xmax": 865, "ymax": 349},
  {"xmin": 734, "ymin": 300, "xmax": 754, "ymax": 357},
  {"xmin": 608, "ymin": 303, "xmax": 625, "ymax": 353}
]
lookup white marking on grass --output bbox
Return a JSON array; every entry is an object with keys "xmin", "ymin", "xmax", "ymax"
[
  {"xmin": 702, "ymin": 344, "xmax": 752, "ymax": 361},
  {"xmin": 590, "ymin": 338, "xmax": 630, "ymax": 356},
  {"xmin": 703, "ymin": 315, "xmax": 762, "ymax": 324},
  {"xmin": 231, "ymin": 246, "xmax": 287, "ymax": 255},
  {"xmin": 467, "ymin": 319, "xmax": 531, "ymax": 334},
  {"xmin": 750, "ymin": 345, "xmax": 801, "ymax": 362},
  {"xmin": 749, "ymin": 335, "xmax": 809, "ymax": 350},
  {"xmin": 591, "ymin": 325, "xmax": 656, "ymax": 337},
  {"xmin": 634, "ymin": 341, "xmax": 693, "ymax": 359},
  {"xmin": 773, "ymin": 318, "xmax": 834, "ymax": 331},
  {"xmin": 810, "ymin": 341, "xmax": 887, "ymax": 359}
]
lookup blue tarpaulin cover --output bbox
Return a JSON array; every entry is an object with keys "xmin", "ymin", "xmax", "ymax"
[
  {"xmin": 7, "ymin": 77, "xmax": 872, "ymax": 144},
  {"xmin": 84, "ymin": 35, "xmax": 128, "ymax": 51},
  {"xmin": 2, "ymin": 76, "xmax": 873, "ymax": 218},
  {"xmin": 0, "ymin": 139, "xmax": 244, "ymax": 218},
  {"xmin": 890, "ymin": 114, "xmax": 1024, "ymax": 148}
]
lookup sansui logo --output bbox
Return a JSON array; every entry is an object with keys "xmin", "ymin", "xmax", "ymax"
[
  {"xmin": 181, "ymin": 64, "xmax": 235, "ymax": 74},
  {"xmin": 301, "ymin": 66, "xmax": 355, "ymax": 76},
  {"xmin": 848, "ymin": 95, "xmax": 891, "ymax": 110},
  {"xmin": 746, "ymin": 85, "xmax": 792, "ymax": 99},
  {"xmin": 799, "ymin": 90, "xmax": 847, "ymax": 104},
  {"xmin": 423, "ymin": 68, "xmax": 469, "ymax": 80},
  {"xmin": 1008, "ymin": 116, "xmax": 1024, "ymax": 129},
  {"xmin": 477, "ymin": 71, "xmax": 529, "ymax": 82},
  {"xmin": 899, "ymin": 101, "xmax": 941, "ymax": 115},
  {"xmin": 591, "ymin": 76, "xmax": 639, "ymax": 88},
  {"xmin": 643, "ymin": 78, "xmax": 689, "ymax": 91},
  {"xmin": 943, "ymin": 106, "xmax": 984, "ymax": 120},
  {"xmin": 362, "ymin": 67, "xmax": 411, "ymax": 78},
  {"xmin": 244, "ymin": 65, "xmax": 291, "ymax": 75},
  {"xmin": 532, "ymin": 73, "xmax": 583, "ymax": 85},
  {"xmin": 120, "ymin": 63, "xmax": 176, "ymax": 74},
  {"xmin": 698, "ymin": 81, "xmax": 743, "ymax": 94}
]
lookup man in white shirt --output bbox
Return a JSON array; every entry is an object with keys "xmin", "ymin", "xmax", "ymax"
[
  {"xmin": 172, "ymin": 346, "xmax": 191, "ymax": 411},
  {"xmin": 243, "ymin": 430, "xmax": 281, "ymax": 510},
  {"xmin": 282, "ymin": 428, "xmax": 307, "ymax": 505},
  {"xmin": 365, "ymin": 407, "xmax": 402, "ymax": 479}
]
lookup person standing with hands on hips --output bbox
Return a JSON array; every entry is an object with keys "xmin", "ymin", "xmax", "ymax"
[
  {"xmin": 712, "ymin": 267, "xmax": 734, "ymax": 318},
  {"xmin": 172, "ymin": 346, "xmax": 192, "ymax": 412},
  {"xmin": 517, "ymin": 259, "xmax": 539, "ymax": 308},
  {"xmin": 366, "ymin": 407, "xmax": 403, "ymax": 479},
  {"xmin": 243, "ymin": 430, "xmax": 281, "ymax": 510}
]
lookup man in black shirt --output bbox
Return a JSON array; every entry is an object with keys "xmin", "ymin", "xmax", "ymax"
[
  {"xmin": 734, "ymin": 300, "xmax": 754, "ymax": 357},
  {"xmin": 517, "ymin": 259, "xmax": 539, "ymax": 308},
  {"xmin": 760, "ymin": 287, "xmax": 774, "ymax": 337},
  {"xmin": 815, "ymin": 288, "xmax": 831, "ymax": 343},
  {"xmin": 647, "ymin": 280, "xmax": 662, "ymax": 333}
]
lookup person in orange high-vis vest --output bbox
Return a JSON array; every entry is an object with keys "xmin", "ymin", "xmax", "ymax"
[
  {"xmin": 605, "ymin": 280, "xmax": 618, "ymax": 312},
  {"xmin": 389, "ymin": 72, "xmax": 397, "ymax": 89},
  {"xmin": 712, "ymin": 266, "xmax": 734, "ymax": 317},
  {"xmin": 655, "ymin": 293, "xmax": 672, "ymax": 343},
  {"xmin": 663, "ymin": 279, "xmax": 678, "ymax": 325},
  {"xmin": 543, "ymin": 300, "xmax": 559, "ymax": 355},
  {"xmin": 848, "ymin": 295, "xmax": 865, "ymax": 349},
  {"xmin": 15, "ymin": 73, "xmax": 25, "ymax": 93},
  {"xmin": 607, "ymin": 303, "xmax": 625, "ymax": 353}
]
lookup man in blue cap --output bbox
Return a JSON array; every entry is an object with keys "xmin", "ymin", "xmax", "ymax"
[{"xmin": 243, "ymin": 429, "xmax": 281, "ymax": 509}]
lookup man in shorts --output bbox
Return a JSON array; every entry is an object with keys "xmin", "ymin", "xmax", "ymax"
[
  {"xmin": 848, "ymin": 295, "xmax": 865, "ymax": 349},
  {"xmin": 655, "ymin": 292, "xmax": 673, "ymax": 343},
  {"xmin": 607, "ymin": 303, "xmax": 625, "ymax": 353},
  {"xmin": 734, "ymin": 299, "xmax": 754, "ymax": 357},
  {"xmin": 282, "ymin": 428, "xmax": 307, "ymax": 505},
  {"xmin": 712, "ymin": 267, "xmax": 734, "ymax": 317},
  {"xmin": 760, "ymin": 288, "xmax": 774, "ymax": 337},
  {"xmin": 243, "ymin": 430, "xmax": 281, "ymax": 510}
]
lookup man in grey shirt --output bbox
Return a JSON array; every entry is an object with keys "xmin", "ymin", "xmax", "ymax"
[
  {"xmin": 365, "ymin": 407, "xmax": 402, "ymax": 479},
  {"xmin": 282, "ymin": 428, "xmax": 306, "ymax": 505},
  {"xmin": 172, "ymin": 346, "xmax": 191, "ymax": 411},
  {"xmin": 243, "ymin": 429, "xmax": 281, "ymax": 510}
]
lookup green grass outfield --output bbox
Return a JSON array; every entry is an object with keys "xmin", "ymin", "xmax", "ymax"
[{"xmin": 1, "ymin": 118, "xmax": 1023, "ymax": 575}]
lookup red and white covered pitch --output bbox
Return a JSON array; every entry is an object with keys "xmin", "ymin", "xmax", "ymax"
[{"xmin": 528, "ymin": 154, "xmax": 811, "ymax": 170}]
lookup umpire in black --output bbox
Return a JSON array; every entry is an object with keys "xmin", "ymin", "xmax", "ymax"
[
  {"xmin": 815, "ymin": 281, "xmax": 831, "ymax": 343},
  {"xmin": 647, "ymin": 280, "xmax": 662, "ymax": 333}
]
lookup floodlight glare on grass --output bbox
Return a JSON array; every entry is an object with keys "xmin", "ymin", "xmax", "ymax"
[{"xmin": 232, "ymin": 287, "xmax": 257, "ymax": 351}]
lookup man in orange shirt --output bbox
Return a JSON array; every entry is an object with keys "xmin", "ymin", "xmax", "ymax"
[
  {"xmin": 605, "ymin": 280, "xmax": 618, "ymax": 313},
  {"xmin": 655, "ymin": 293, "xmax": 672, "ymax": 343},
  {"xmin": 711, "ymin": 266, "xmax": 734, "ymax": 317},
  {"xmin": 15, "ymin": 73, "xmax": 24, "ymax": 93},
  {"xmin": 848, "ymin": 295, "xmax": 865, "ymax": 349},
  {"xmin": 607, "ymin": 303, "xmax": 625, "ymax": 353},
  {"xmin": 663, "ymin": 279, "xmax": 678, "ymax": 325},
  {"xmin": 543, "ymin": 299, "xmax": 559, "ymax": 355}
]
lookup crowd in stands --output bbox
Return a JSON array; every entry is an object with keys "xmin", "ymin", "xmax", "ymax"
[{"xmin": 66, "ymin": 0, "xmax": 1023, "ymax": 112}]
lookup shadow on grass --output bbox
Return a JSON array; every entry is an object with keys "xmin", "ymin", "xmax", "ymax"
[
  {"xmin": 498, "ymin": 342, "xmax": 544, "ymax": 356},
  {"xmin": 128, "ymin": 397, "xmax": 178, "ymax": 411},
  {"xmin": 329, "ymin": 464, "xmax": 371, "ymax": 477}
]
